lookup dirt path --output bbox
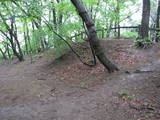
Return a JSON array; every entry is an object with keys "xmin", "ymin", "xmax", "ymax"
[{"xmin": 0, "ymin": 39, "xmax": 160, "ymax": 120}]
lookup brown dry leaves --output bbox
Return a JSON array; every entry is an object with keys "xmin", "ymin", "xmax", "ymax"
[
  {"xmin": 112, "ymin": 51, "xmax": 145, "ymax": 65},
  {"xmin": 55, "ymin": 63, "xmax": 105, "ymax": 82}
]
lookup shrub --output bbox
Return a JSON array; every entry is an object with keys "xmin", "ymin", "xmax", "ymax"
[{"xmin": 133, "ymin": 37, "xmax": 153, "ymax": 48}]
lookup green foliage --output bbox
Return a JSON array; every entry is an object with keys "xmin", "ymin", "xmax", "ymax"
[
  {"xmin": 157, "ymin": 32, "xmax": 160, "ymax": 41},
  {"xmin": 0, "ymin": 0, "xmax": 143, "ymax": 60},
  {"xmin": 119, "ymin": 90, "xmax": 135, "ymax": 101},
  {"xmin": 133, "ymin": 37, "xmax": 153, "ymax": 48},
  {"xmin": 121, "ymin": 31, "xmax": 138, "ymax": 38},
  {"xmin": 31, "ymin": 28, "xmax": 45, "ymax": 53}
]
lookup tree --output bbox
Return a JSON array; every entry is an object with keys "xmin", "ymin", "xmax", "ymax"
[
  {"xmin": 70, "ymin": 0, "xmax": 119, "ymax": 72},
  {"xmin": 0, "ymin": 7, "xmax": 24, "ymax": 61},
  {"xmin": 156, "ymin": 0, "xmax": 160, "ymax": 41},
  {"xmin": 0, "ymin": 0, "xmax": 144, "ymax": 62},
  {"xmin": 140, "ymin": 0, "xmax": 150, "ymax": 39}
]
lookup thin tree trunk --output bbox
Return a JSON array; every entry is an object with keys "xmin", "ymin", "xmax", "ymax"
[
  {"xmin": 24, "ymin": 23, "xmax": 29, "ymax": 54},
  {"xmin": 70, "ymin": 0, "xmax": 119, "ymax": 72},
  {"xmin": 56, "ymin": 0, "xmax": 63, "ymax": 24},
  {"xmin": 6, "ymin": 43, "xmax": 11, "ymax": 58},
  {"xmin": 156, "ymin": 0, "xmax": 160, "ymax": 42},
  {"xmin": 26, "ymin": 23, "xmax": 33, "ymax": 63},
  {"xmin": 0, "ymin": 48, "xmax": 7, "ymax": 60},
  {"xmin": 117, "ymin": 0, "xmax": 120, "ymax": 38},
  {"xmin": 52, "ymin": 4, "xmax": 57, "ymax": 30},
  {"xmin": 12, "ymin": 18, "xmax": 24, "ymax": 61}
]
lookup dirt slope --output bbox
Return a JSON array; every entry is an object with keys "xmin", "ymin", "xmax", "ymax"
[{"xmin": 0, "ymin": 39, "xmax": 160, "ymax": 120}]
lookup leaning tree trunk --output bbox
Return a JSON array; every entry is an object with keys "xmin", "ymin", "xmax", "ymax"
[
  {"xmin": 70, "ymin": 0, "xmax": 119, "ymax": 72},
  {"xmin": 156, "ymin": 0, "xmax": 160, "ymax": 42},
  {"xmin": 140, "ymin": 0, "xmax": 150, "ymax": 39}
]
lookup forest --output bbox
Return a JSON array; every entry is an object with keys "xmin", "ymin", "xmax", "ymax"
[{"xmin": 0, "ymin": 0, "xmax": 160, "ymax": 120}]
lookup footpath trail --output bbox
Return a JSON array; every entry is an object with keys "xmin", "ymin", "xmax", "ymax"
[{"xmin": 0, "ymin": 39, "xmax": 160, "ymax": 120}]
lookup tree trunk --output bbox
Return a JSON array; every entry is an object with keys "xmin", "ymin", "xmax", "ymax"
[
  {"xmin": 0, "ymin": 48, "xmax": 7, "ymax": 60},
  {"xmin": 156, "ymin": 0, "xmax": 160, "ymax": 42},
  {"xmin": 117, "ymin": 0, "xmax": 120, "ymax": 39},
  {"xmin": 70, "ymin": 0, "xmax": 119, "ymax": 72},
  {"xmin": 140, "ymin": 0, "xmax": 150, "ymax": 39},
  {"xmin": 52, "ymin": 6, "xmax": 57, "ymax": 30},
  {"xmin": 56, "ymin": 0, "xmax": 63, "ymax": 25},
  {"xmin": 24, "ymin": 23, "xmax": 29, "ymax": 55},
  {"xmin": 12, "ymin": 18, "xmax": 24, "ymax": 61},
  {"xmin": 6, "ymin": 43, "xmax": 11, "ymax": 59}
]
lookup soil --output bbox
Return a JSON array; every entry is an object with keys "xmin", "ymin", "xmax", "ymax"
[{"xmin": 0, "ymin": 38, "xmax": 160, "ymax": 120}]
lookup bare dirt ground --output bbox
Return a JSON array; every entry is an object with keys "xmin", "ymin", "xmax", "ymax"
[{"xmin": 0, "ymin": 39, "xmax": 160, "ymax": 120}]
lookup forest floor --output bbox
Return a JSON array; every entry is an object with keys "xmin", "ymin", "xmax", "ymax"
[{"xmin": 0, "ymin": 38, "xmax": 160, "ymax": 120}]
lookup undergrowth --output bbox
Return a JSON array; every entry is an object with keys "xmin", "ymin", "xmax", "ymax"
[{"xmin": 133, "ymin": 37, "xmax": 153, "ymax": 48}]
